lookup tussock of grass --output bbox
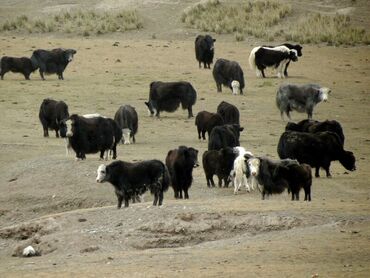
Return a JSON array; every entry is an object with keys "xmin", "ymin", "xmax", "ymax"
[
  {"xmin": 0, "ymin": 10, "xmax": 143, "ymax": 35},
  {"xmin": 181, "ymin": 0, "xmax": 292, "ymax": 41},
  {"xmin": 285, "ymin": 13, "xmax": 370, "ymax": 46}
]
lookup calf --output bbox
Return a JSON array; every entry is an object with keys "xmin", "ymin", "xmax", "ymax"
[
  {"xmin": 285, "ymin": 119, "xmax": 345, "ymax": 145},
  {"xmin": 277, "ymin": 131, "xmax": 356, "ymax": 177},
  {"xmin": 166, "ymin": 146, "xmax": 199, "ymax": 199},
  {"xmin": 249, "ymin": 46, "xmax": 298, "ymax": 78},
  {"xmin": 217, "ymin": 101, "xmax": 240, "ymax": 125},
  {"xmin": 66, "ymin": 114, "xmax": 122, "ymax": 160},
  {"xmin": 195, "ymin": 111, "xmax": 224, "ymax": 140},
  {"xmin": 202, "ymin": 147, "xmax": 237, "ymax": 188},
  {"xmin": 145, "ymin": 81, "xmax": 197, "ymax": 118},
  {"xmin": 195, "ymin": 34, "xmax": 216, "ymax": 69},
  {"xmin": 39, "ymin": 98, "xmax": 69, "ymax": 138},
  {"xmin": 232, "ymin": 150, "xmax": 254, "ymax": 194},
  {"xmin": 31, "ymin": 48, "xmax": 76, "ymax": 80},
  {"xmin": 208, "ymin": 124, "xmax": 243, "ymax": 151},
  {"xmin": 114, "ymin": 105, "xmax": 138, "ymax": 144},
  {"xmin": 0, "ymin": 56, "xmax": 38, "ymax": 80},
  {"xmin": 212, "ymin": 58, "xmax": 245, "ymax": 94},
  {"xmin": 96, "ymin": 160, "xmax": 170, "ymax": 208},
  {"xmin": 274, "ymin": 163, "xmax": 312, "ymax": 201},
  {"xmin": 276, "ymin": 83, "xmax": 331, "ymax": 120}
]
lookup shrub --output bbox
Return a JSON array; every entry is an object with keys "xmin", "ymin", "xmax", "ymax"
[
  {"xmin": 285, "ymin": 13, "xmax": 370, "ymax": 45},
  {"xmin": 181, "ymin": 0, "xmax": 292, "ymax": 42},
  {"xmin": 0, "ymin": 9, "xmax": 143, "ymax": 35}
]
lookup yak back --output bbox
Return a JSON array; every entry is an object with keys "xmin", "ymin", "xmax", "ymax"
[
  {"xmin": 208, "ymin": 124, "xmax": 242, "ymax": 150},
  {"xmin": 217, "ymin": 101, "xmax": 240, "ymax": 125},
  {"xmin": 149, "ymin": 81, "xmax": 197, "ymax": 111}
]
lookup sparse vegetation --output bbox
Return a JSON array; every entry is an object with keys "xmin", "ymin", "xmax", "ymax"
[
  {"xmin": 285, "ymin": 13, "xmax": 370, "ymax": 46},
  {"xmin": 0, "ymin": 10, "xmax": 143, "ymax": 35},
  {"xmin": 182, "ymin": 0, "xmax": 369, "ymax": 45},
  {"xmin": 181, "ymin": 0, "xmax": 292, "ymax": 41}
]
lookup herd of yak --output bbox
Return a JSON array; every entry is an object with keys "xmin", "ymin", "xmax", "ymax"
[{"xmin": 1, "ymin": 34, "xmax": 357, "ymax": 208}]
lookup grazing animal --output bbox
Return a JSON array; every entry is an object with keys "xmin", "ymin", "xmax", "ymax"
[
  {"xmin": 232, "ymin": 150, "xmax": 254, "ymax": 194},
  {"xmin": 165, "ymin": 146, "xmax": 199, "ymax": 199},
  {"xmin": 202, "ymin": 147, "xmax": 237, "ymax": 188},
  {"xmin": 145, "ymin": 81, "xmax": 197, "ymax": 118},
  {"xmin": 114, "ymin": 105, "xmax": 138, "ymax": 144},
  {"xmin": 276, "ymin": 83, "xmax": 331, "ymax": 120},
  {"xmin": 39, "ymin": 98, "xmax": 69, "ymax": 138},
  {"xmin": 212, "ymin": 58, "xmax": 245, "ymax": 95},
  {"xmin": 249, "ymin": 46, "xmax": 298, "ymax": 78},
  {"xmin": 264, "ymin": 44, "xmax": 303, "ymax": 77},
  {"xmin": 30, "ymin": 48, "xmax": 76, "ymax": 80},
  {"xmin": 208, "ymin": 124, "xmax": 243, "ymax": 151},
  {"xmin": 274, "ymin": 163, "xmax": 312, "ymax": 201},
  {"xmin": 195, "ymin": 34, "xmax": 216, "ymax": 69},
  {"xmin": 217, "ymin": 101, "xmax": 240, "ymax": 125},
  {"xmin": 250, "ymin": 157, "xmax": 299, "ymax": 200},
  {"xmin": 66, "ymin": 114, "xmax": 122, "ymax": 160},
  {"xmin": 195, "ymin": 111, "xmax": 224, "ymax": 140},
  {"xmin": 96, "ymin": 160, "xmax": 170, "ymax": 208},
  {"xmin": 285, "ymin": 119, "xmax": 345, "ymax": 145},
  {"xmin": 280, "ymin": 43, "xmax": 303, "ymax": 77},
  {"xmin": 277, "ymin": 131, "xmax": 356, "ymax": 178},
  {"xmin": 0, "ymin": 56, "xmax": 38, "ymax": 80}
]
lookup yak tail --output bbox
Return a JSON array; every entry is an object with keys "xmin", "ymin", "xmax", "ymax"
[
  {"xmin": 161, "ymin": 163, "xmax": 171, "ymax": 192},
  {"xmin": 248, "ymin": 47, "xmax": 259, "ymax": 71}
]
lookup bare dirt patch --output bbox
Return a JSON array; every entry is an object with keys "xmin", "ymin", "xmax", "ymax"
[{"xmin": 0, "ymin": 0, "xmax": 369, "ymax": 277}]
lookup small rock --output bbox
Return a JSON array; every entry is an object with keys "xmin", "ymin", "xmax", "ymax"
[{"xmin": 23, "ymin": 246, "xmax": 36, "ymax": 257}]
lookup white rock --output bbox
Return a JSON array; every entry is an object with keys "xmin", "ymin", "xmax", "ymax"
[{"xmin": 22, "ymin": 246, "xmax": 36, "ymax": 257}]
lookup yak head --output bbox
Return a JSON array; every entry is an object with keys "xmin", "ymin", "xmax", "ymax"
[
  {"xmin": 318, "ymin": 87, "xmax": 331, "ymax": 102},
  {"xmin": 96, "ymin": 164, "xmax": 109, "ymax": 183},
  {"xmin": 65, "ymin": 114, "xmax": 79, "ymax": 137},
  {"xmin": 145, "ymin": 100, "xmax": 158, "ymax": 117},
  {"xmin": 231, "ymin": 80, "xmax": 241, "ymax": 95}
]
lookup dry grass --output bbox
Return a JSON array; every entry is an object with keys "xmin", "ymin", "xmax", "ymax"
[
  {"xmin": 181, "ymin": 0, "xmax": 292, "ymax": 41},
  {"xmin": 0, "ymin": 10, "xmax": 143, "ymax": 36},
  {"xmin": 285, "ymin": 13, "xmax": 370, "ymax": 46}
]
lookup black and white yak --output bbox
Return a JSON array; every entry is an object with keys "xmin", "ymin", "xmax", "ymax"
[
  {"xmin": 249, "ymin": 46, "xmax": 298, "ymax": 78},
  {"xmin": 66, "ymin": 114, "xmax": 122, "ymax": 160},
  {"xmin": 96, "ymin": 160, "xmax": 170, "ymax": 208},
  {"xmin": 212, "ymin": 58, "xmax": 245, "ymax": 95}
]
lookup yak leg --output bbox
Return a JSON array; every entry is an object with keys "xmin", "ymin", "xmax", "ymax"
[
  {"xmin": 116, "ymin": 193, "xmax": 123, "ymax": 209},
  {"xmin": 216, "ymin": 83, "xmax": 222, "ymax": 92},
  {"xmin": 188, "ymin": 107, "xmax": 194, "ymax": 118},
  {"xmin": 184, "ymin": 188, "xmax": 189, "ymax": 199},
  {"xmin": 158, "ymin": 191, "xmax": 164, "ymax": 206},
  {"xmin": 153, "ymin": 192, "xmax": 158, "ymax": 206}
]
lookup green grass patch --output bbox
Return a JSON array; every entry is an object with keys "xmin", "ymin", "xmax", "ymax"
[
  {"xmin": 181, "ymin": 0, "xmax": 292, "ymax": 41},
  {"xmin": 285, "ymin": 13, "xmax": 370, "ymax": 46},
  {"xmin": 0, "ymin": 10, "xmax": 143, "ymax": 35}
]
